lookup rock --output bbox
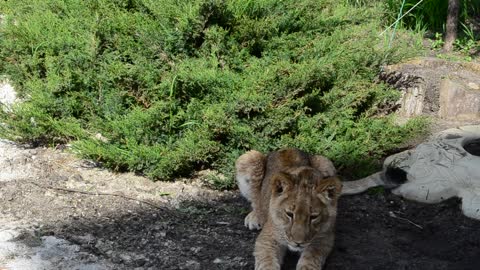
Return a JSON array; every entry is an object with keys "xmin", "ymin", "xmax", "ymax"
[
  {"xmin": 50, "ymin": 174, "xmax": 69, "ymax": 183},
  {"xmin": 70, "ymin": 174, "xmax": 84, "ymax": 182},
  {"xmin": 380, "ymin": 57, "xmax": 480, "ymax": 125},
  {"xmin": 184, "ymin": 260, "xmax": 201, "ymax": 270},
  {"xmin": 468, "ymin": 82, "xmax": 480, "ymax": 90},
  {"xmin": 0, "ymin": 79, "xmax": 17, "ymax": 112},
  {"xmin": 95, "ymin": 133, "xmax": 109, "ymax": 143},
  {"xmin": 213, "ymin": 258, "xmax": 224, "ymax": 264},
  {"xmin": 398, "ymin": 85, "xmax": 425, "ymax": 117},
  {"xmin": 0, "ymin": 229, "xmax": 18, "ymax": 242},
  {"xmin": 189, "ymin": 247, "xmax": 202, "ymax": 254},
  {"xmin": 0, "ymin": 140, "xmax": 39, "ymax": 182},
  {"xmin": 439, "ymin": 78, "xmax": 480, "ymax": 121},
  {"xmin": 119, "ymin": 254, "xmax": 132, "ymax": 264},
  {"xmin": 133, "ymin": 254, "xmax": 147, "ymax": 266},
  {"xmin": 155, "ymin": 231, "xmax": 166, "ymax": 238},
  {"xmin": 72, "ymin": 234, "xmax": 95, "ymax": 245}
]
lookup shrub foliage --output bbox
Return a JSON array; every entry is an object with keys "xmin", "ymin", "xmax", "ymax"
[{"xmin": 0, "ymin": 0, "xmax": 426, "ymax": 188}]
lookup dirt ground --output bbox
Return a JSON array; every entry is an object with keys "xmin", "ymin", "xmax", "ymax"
[{"xmin": 0, "ymin": 141, "xmax": 480, "ymax": 270}]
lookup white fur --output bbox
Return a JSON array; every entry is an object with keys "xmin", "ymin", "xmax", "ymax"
[
  {"xmin": 244, "ymin": 212, "xmax": 262, "ymax": 230},
  {"xmin": 287, "ymin": 244, "xmax": 304, "ymax": 252},
  {"xmin": 236, "ymin": 173, "xmax": 252, "ymax": 201}
]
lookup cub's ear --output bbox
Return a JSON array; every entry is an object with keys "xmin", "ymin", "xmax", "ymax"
[
  {"xmin": 317, "ymin": 177, "xmax": 342, "ymax": 202},
  {"xmin": 271, "ymin": 172, "xmax": 293, "ymax": 195}
]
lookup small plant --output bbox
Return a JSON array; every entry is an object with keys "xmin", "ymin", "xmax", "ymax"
[
  {"xmin": 345, "ymin": 0, "xmax": 373, "ymax": 7},
  {"xmin": 453, "ymin": 22, "xmax": 478, "ymax": 54},
  {"xmin": 431, "ymin": 32, "xmax": 445, "ymax": 50}
]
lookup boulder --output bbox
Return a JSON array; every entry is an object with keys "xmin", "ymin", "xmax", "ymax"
[
  {"xmin": 439, "ymin": 78, "xmax": 480, "ymax": 120},
  {"xmin": 0, "ymin": 79, "xmax": 17, "ymax": 112},
  {"xmin": 380, "ymin": 57, "xmax": 480, "ymax": 124}
]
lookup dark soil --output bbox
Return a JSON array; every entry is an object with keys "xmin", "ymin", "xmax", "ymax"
[
  {"xmin": 1, "ymin": 144, "xmax": 480, "ymax": 270},
  {"xmin": 36, "ymin": 190, "xmax": 480, "ymax": 270},
  {"xmin": 328, "ymin": 193, "xmax": 480, "ymax": 270}
]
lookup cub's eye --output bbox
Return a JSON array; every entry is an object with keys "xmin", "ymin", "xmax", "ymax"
[
  {"xmin": 310, "ymin": 214, "xmax": 320, "ymax": 221},
  {"xmin": 285, "ymin": 211, "xmax": 294, "ymax": 219}
]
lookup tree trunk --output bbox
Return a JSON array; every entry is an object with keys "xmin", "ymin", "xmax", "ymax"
[{"xmin": 443, "ymin": 0, "xmax": 460, "ymax": 52}]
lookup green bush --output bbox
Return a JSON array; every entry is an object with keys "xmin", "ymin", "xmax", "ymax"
[{"xmin": 0, "ymin": 0, "xmax": 427, "ymax": 188}]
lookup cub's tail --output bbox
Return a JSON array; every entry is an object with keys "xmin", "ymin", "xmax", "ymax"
[{"xmin": 341, "ymin": 167, "xmax": 408, "ymax": 195}]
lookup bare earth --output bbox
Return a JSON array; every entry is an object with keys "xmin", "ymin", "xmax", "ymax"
[{"xmin": 1, "ymin": 138, "xmax": 480, "ymax": 270}]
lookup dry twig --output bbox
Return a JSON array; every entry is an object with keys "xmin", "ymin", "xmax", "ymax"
[
  {"xmin": 28, "ymin": 181, "xmax": 165, "ymax": 211},
  {"xmin": 388, "ymin": 211, "xmax": 423, "ymax": 229}
]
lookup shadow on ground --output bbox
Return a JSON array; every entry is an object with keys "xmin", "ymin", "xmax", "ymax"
[
  {"xmin": 37, "ymin": 196, "xmax": 256, "ymax": 270},
  {"xmin": 32, "ymin": 192, "xmax": 480, "ymax": 270}
]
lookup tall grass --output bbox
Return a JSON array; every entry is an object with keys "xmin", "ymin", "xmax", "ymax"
[{"xmin": 385, "ymin": 0, "xmax": 480, "ymax": 33}]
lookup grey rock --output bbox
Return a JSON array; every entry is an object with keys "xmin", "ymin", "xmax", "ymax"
[
  {"xmin": 380, "ymin": 57, "xmax": 480, "ymax": 124},
  {"xmin": 439, "ymin": 78, "xmax": 480, "ymax": 121},
  {"xmin": 184, "ymin": 260, "xmax": 201, "ymax": 270}
]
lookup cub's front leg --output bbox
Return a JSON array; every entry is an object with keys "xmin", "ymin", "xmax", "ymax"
[
  {"xmin": 236, "ymin": 150, "xmax": 266, "ymax": 230},
  {"xmin": 254, "ymin": 226, "xmax": 286, "ymax": 270},
  {"xmin": 296, "ymin": 236, "xmax": 334, "ymax": 270}
]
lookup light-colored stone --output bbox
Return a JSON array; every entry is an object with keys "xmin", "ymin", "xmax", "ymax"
[
  {"xmin": 213, "ymin": 258, "xmax": 224, "ymax": 264},
  {"xmin": 0, "ymin": 140, "xmax": 39, "ymax": 182},
  {"xmin": 468, "ymin": 82, "xmax": 479, "ymax": 90},
  {"xmin": 381, "ymin": 57, "xmax": 480, "ymax": 126},
  {"xmin": 94, "ymin": 133, "xmax": 109, "ymax": 143},
  {"xmin": 185, "ymin": 260, "xmax": 201, "ymax": 270},
  {"xmin": 0, "ymin": 230, "xmax": 19, "ymax": 242},
  {"xmin": 0, "ymin": 79, "xmax": 17, "ymax": 112},
  {"xmin": 398, "ymin": 86, "xmax": 425, "ymax": 117},
  {"xmin": 439, "ymin": 78, "xmax": 480, "ymax": 121}
]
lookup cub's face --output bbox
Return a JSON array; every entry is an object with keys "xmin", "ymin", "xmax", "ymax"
[{"xmin": 269, "ymin": 167, "xmax": 341, "ymax": 251}]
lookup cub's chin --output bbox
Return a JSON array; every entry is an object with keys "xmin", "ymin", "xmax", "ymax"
[{"xmin": 287, "ymin": 243, "xmax": 308, "ymax": 252}]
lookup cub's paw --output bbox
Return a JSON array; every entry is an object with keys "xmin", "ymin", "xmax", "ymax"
[
  {"xmin": 244, "ymin": 211, "xmax": 262, "ymax": 230},
  {"xmin": 296, "ymin": 260, "xmax": 323, "ymax": 270},
  {"xmin": 296, "ymin": 264, "xmax": 320, "ymax": 270},
  {"xmin": 255, "ymin": 264, "xmax": 281, "ymax": 270}
]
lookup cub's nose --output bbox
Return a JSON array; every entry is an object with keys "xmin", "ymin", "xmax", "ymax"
[{"xmin": 293, "ymin": 241, "xmax": 305, "ymax": 247}]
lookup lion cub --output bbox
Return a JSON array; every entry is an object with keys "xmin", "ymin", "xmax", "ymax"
[{"xmin": 236, "ymin": 148, "xmax": 341, "ymax": 270}]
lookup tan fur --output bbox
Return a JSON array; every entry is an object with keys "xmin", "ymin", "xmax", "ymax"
[{"xmin": 236, "ymin": 148, "xmax": 342, "ymax": 270}]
